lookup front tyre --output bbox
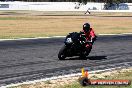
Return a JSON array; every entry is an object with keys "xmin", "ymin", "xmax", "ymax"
[{"xmin": 58, "ymin": 45, "xmax": 67, "ymax": 60}]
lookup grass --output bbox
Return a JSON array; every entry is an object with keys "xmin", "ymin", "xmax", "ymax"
[
  {"xmin": 57, "ymin": 70, "xmax": 132, "ymax": 88},
  {"xmin": 0, "ymin": 11, "xmax": 132, "ymax": 39},
  {"xmin": 60, "ymin": 83, "xmax": 132, "ymax": 88}
]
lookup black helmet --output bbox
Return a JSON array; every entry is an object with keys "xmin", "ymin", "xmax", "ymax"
[{"xmin": 83, "ymin": 23, "xmax": 90, "ymax": 33}]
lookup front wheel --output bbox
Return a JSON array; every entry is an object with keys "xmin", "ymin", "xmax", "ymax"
[{"xmin": 58, "ymin": 45, "xmax": 67, "ymax": 60}]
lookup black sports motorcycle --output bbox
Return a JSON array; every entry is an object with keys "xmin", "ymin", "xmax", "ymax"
[{"xmin": 58, "ymin": 32, "xmax": 93, "ymax": 60}]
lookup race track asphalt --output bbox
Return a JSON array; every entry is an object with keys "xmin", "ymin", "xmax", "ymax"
[{"xmin": 0, "ymin": 35, "xmax": 131, "ymax": 86}]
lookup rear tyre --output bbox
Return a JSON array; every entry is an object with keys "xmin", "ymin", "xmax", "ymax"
[
  {"xmin": 58, "ymin": 45, "xmax": 67, "ymax": 60},
  {"xmin": 80, "ymin": 46, "xmax": 92, "ymax": 60},
  {"xmin": 80, "ymin": 55, "xmax": 87, "ymax": 60},
  {"xmin": 86, "ymin": 46, "xmax": 92, "ymax": 56}
]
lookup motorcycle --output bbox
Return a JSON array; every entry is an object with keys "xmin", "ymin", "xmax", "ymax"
[{"xmin": 58, "ymin": 32, "xmax": 93, "ymax": 60}]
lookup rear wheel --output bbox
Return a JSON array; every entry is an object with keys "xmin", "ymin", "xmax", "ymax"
[
  {"xmin": 80, "ymin": 55, "xmax": 87, "ymax": 60},
  {"xmin": 80, "ymin": 46, "xmax": 92, "ymax": 60},
  {"xmin": 58, "ymin": 45, "xmax": 67, "ymax": 60},
  {"xmin": 86, "ymin": 46, "xmax": 92, "ymax": 56}
]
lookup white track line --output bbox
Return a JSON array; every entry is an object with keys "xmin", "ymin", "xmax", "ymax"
[
  {"xmin": 0, "ymin": 33, "xmax": 131, "ymax": 41},
  {"xmin": 98, "ymin": 33, "xmax": 132, "ymax": 36},
  {"xmin": 1, "ymin": 66, "xmax": 130, "ymax": 88},
  {"xmin": 0, "ymin": 36, "xmax": 66, "ymax": 42}
]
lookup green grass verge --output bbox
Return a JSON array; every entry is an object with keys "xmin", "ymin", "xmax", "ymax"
[
  {"xmin": 61, "ymin": 83, "xmax": 132, "ymax": 88},
  {"xmin": 58, "ymin": 70, "xmax": 132, "ymax": 88}
]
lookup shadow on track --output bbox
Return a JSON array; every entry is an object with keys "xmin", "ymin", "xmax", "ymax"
[
  {"xmin": 87, "ymin": 56, "xmax": 107, "ymax": 60},
  {"xmin": 62, "ymin": 56, "xmax": 107, "ymax": 60}
]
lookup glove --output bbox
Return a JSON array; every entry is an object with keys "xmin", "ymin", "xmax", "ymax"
[
  {"xmin": 86, "ymin": 37, "xmax": 93, "ymax": 43},
  {"xmin": 89, "ymin": 35, "xmax": 97, "ymax": 43}
]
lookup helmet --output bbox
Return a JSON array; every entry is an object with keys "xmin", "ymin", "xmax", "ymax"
[{"xmin": 83, "ymin": 23, "xmax": 90, "ymax": 33}]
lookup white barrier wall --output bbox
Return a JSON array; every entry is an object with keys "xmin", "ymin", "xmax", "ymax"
[
  {"xmin": 29, "ymin": 2, "xmax": 77, "ymax": 11},
  {"xmin": 0, "ymin": 2, "xmax": 103, "ymax": 11},
  {"xmin": 0, "ymin": 2, "xmax": 29, "ymax": 10},
  {"xmin": 0, "ymin": 2, "xmax": 132, "ymax": 11}
]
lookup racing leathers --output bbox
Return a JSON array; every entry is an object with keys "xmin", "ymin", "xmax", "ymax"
[{"xmin": 80, "ymin": 28, "xmax": 97, "ymax": 48}]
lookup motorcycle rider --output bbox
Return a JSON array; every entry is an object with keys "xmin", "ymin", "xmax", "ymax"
[{"xmin": 80, "ymin": 23, "xmax": 97, "ymax": 51}]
